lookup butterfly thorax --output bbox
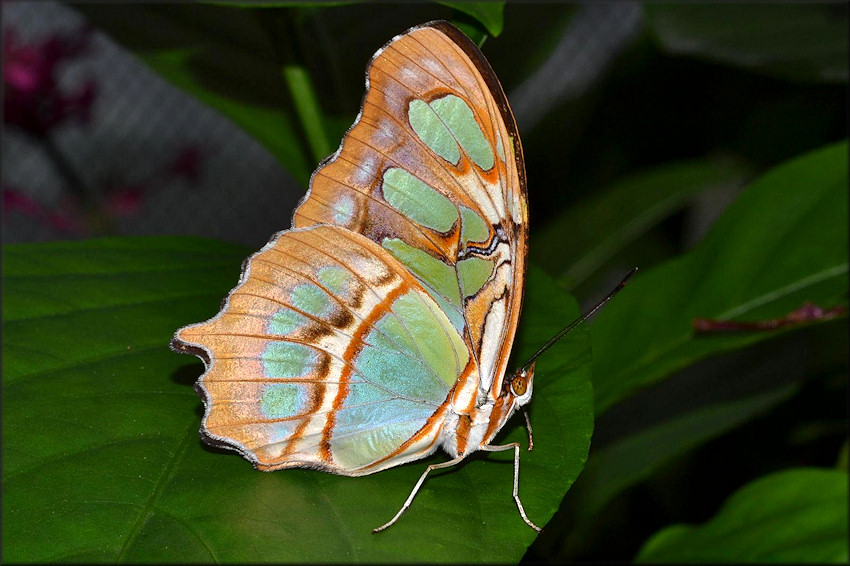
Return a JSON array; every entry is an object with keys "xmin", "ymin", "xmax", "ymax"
[{"xmin": 441, "ymin": 363, "xmax": 535, "ymax": 458}]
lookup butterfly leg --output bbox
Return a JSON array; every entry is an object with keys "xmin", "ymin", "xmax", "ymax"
[
  {"xmin": 372, "ymin": 455, "xmax": 466, "ymax": 533},
  {"xmin": 480, "ymin": 442, "xmax": 542, "ymax": 532},
  {"xmin": 522, "ymin": 410, "xmax": 534, "ymax": 451}
]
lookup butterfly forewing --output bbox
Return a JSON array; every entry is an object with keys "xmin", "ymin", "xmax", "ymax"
[{"xmin": 293, "ymin": 22, "xmax": 529, "ymax": 404}]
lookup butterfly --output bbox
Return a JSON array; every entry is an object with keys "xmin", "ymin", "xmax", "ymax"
[{"xmin": 171, "ymin": 20, "xmax": 541, "ymax": 533}]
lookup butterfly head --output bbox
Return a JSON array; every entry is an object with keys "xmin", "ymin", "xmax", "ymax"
[{"xmin": 505, "ymin": 362, "xmax": 535, "ymax": 408}]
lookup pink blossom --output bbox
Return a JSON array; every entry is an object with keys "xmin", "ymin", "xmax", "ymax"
[
  {"xmin": 165, "ymin": 144, "xmax": 207, "ymax": 185},
  {"xmin": 3, "ymin": 25, "xmax": 96, "ymax": 136},
  {"xmin": 105, "ymin": 185, "xmax": 145, "ymax": 217},
  {"xmin": 3, "ymin": 187, "xmax": 84, "ymax": 233}
]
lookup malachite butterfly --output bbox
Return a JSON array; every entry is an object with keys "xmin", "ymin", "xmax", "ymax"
[{"xmin": 171, "ymin": 20, "xmax": 542, "ymax": 532}]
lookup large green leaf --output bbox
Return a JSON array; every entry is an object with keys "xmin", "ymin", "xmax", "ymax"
[
  {"xmin": 1, "ymin": 239, "xmax": 591, "ymax": 562},
  {"xmin": 531, "ymin": 157, "xmax": 751, "ymax": 290},
  {"xmin": 646, "ymin": 4, "xmax": 849, "ymax": 83},
  {"xmin": 591, "ymin": 140, "xmax": 848, "ymax": 414},
  {"xmin": 635, "ymin": 468, "xmax": 849, "ymax": 563}
]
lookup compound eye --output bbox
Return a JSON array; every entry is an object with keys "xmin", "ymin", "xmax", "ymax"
[{"xmin": 510, "ymin": 375, "xmax": 527, "ymax": 396}]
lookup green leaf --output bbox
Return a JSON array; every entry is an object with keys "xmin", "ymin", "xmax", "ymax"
[
  {"xmin": 73, "ymin": 4, "xmax": 315, "ymax": 185},
  {"xmin": 571, "ymin": 381, "xmax": 800, "ymax": 524},
  {"xmin": 591, "ymin": 140, "xmax": 848, "ymax": 415},
  {"xmin": 2, "ymin": 238, "xmax": 591, "ymax": 562},
  {"xmin": 439, "ymin": 1, "xmax": 505, "ymax": 37},
  {"xmin": 635, "ymin": 468, "xmax": 849, "ymax": 563},
  {"xmin": 531, "ymin": 157, "xmax": 752, "ymax": 290},
  {"xmin": 646, "ymin": 4, "xmax": 849, "ymax": 83}
]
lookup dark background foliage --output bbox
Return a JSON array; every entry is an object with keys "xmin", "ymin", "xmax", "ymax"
[{"xmin": 3, "ymin": 2, "xmax": 847, "ymax": 563}]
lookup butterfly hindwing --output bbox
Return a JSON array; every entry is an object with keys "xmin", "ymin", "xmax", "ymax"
[{"xmin": 175, "ymin": 225, "xmax": 472, "ymax": 474}]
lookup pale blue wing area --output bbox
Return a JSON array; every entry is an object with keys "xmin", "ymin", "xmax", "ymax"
[
  {"xmin": 262, "ymin": 342, "xmax": 320, "ymax": 379},
  {"xmin": 260, "ymin": 269, "xmax": 456, "ymax": 398},
  {"xmin": 357, "ymin": 328, "xmax": 448, "ymax": 403},
  {"xmin": 331, "ymin": 396, "xmax": 435, "ymax": 470},
  {"xmin": 330, "ymin": 289, "xmax": 468, "ymax": 469}
]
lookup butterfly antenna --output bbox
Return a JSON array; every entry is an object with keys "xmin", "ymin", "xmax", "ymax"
[{"xmin": 520, "ymin": 267, "xmax": 638, "ymax": 372}]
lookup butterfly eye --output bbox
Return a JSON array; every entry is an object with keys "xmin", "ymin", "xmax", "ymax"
[{"xmin": 510, "ymin": 375, "xmax": 527, "ymax": 396}]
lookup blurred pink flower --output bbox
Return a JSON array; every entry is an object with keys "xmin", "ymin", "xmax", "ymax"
[
  {"xmin": 3, "ymin": 186, "xmax": 42, "ymax": 217},
  {"xmin": 104, "ymin": 185, "xmax": 145, "ymax": 217},
  {"xmin": 164, "ymin": 144, "xmax": 207, "ymax": 185},
  {"xmin": 3, "ymin": 26, "xmax": 211, "ymax": 236},
  {"xmin": 3, "ymin": 25, "xmax": 96, "ymax": 136},
  {"xmin": 3, "ymin": 187, "xmax": 84, "ymax": 233}
]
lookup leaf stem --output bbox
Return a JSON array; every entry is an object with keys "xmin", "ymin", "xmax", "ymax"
[{"xmin": 282, "ymin": 64, "xmax": 331, "ymax": 164}]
